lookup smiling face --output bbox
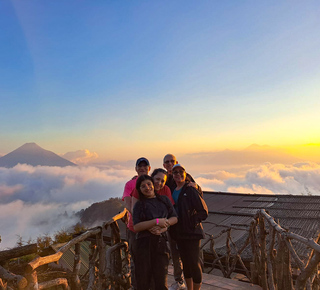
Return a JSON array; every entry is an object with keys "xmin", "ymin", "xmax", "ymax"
[
  {"xmin": 139, "ymin": 179, "xmax": 155, "ymax": 198},
  {"xmin": 163, "ymin": 154, "xmax": 178, "ymax": 174},
  {"xmin": 153, "ymin": 172, "xmax": 167, "ymax": 191},
  {"xmin": 135, "ymin": 161, "xmax": 151, "ymax": 176},
  {"xmin": 172, "ymin": 167, "xmax": 186, "ymax": 184}
]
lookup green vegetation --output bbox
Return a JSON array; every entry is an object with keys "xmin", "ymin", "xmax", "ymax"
[
  {"xmin": 10, "ymin": 197, "xmax": 123, "ymax": 250},
  {"xmin": 15, "ymin": 223, "xmax": 87, "ymax": 251}
]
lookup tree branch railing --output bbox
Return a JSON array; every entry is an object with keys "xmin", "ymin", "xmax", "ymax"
[
  {"xmin": 0, "ymin": 208, "xmax": 130, "ymax": 290},
  {"xmin": 2, "ymin": 206, "xmax": 320, "ymax": 289},
  {"xmin": 202, "ymin": 209, "xmax": 320, "ymax": 290}
]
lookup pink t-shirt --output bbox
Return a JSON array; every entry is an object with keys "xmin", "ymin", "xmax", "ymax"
[
  {"xmin": 132, "ymin": 185, "xmax": 175, "ymax": 205},
  {"xmin": 122, "ymin": 178, "xmax": 137, "ymax": 232}
]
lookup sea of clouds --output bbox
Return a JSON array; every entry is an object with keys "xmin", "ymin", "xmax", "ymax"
[
  {"xmin": 0, "ymin": 164, "xmax": 132, "ymax": 249},
  {"xmin": 197, "ymin": 161, "xmax": 320, "ymax": 195},
  {"xmin": 1, "ymin": 160, "xmax": 320, "ymax": 249}
]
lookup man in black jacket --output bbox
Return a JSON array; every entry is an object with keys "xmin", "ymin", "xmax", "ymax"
[{"xmin": 163, "ymin": 154, "xmax": 201, "ymax": 194}]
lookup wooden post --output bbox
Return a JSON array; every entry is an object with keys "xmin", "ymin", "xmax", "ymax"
[
  {"xmin": 71, "ymin": 243, "xmax": 82, "ymax": 290},
  {"xmin": 250, "ymin": 262, "xmax": 258, "ymax": 285},
  {"xmin": 122, "ymin": 241, "xmax": 131, "ymax": 289},
  {"xmin": 105, "ymin": 243, "xmax": 130, "ymax": 288},
  {"xmin": 266, "ymin": 227, "xmax": 276, "ymax": 290},
  {"xmin": 226, "ymin": 229, "xmax": 231, "ymax": 276},
  {"xmin": 25, "ymin": 269, "xmax": 38, "ymax": 290},
  {"xmin": 110, "ymin": 222, "xmax": 122, "ymax": 290},
  {"xmin": 282, "ymin": 239, "xmax": 293, "ymax": 290},
  {"xmin": 275, "ymin": 234, "xmax": 283, "ymax": 289},
  {"xmin": 275, "ymin": 236, "xmax": 294, "ymax": 290},
  {"xmin": 296, "ymin": 251, "xmax": 320, "ymax": 290},
  {"xmin": 87, "ymin": 241, "xmax": 98, "ymax": 290},
  {"xmin": 0, "ymin": 265, "xmax": 27, "ymax": 289},
  {"xmin": 258, "ymin": 213, "xmax": 268, "ymax": 290},
  {"xmin": 97, "ymin": 229, "xmax": 105, "ymax": 290},
  {"xmin": 250, "ymin": 217, "xmax": 260, "ymax": 284},
  {"xmin": 208, "ymin": 236, "xmax": 226, "ymax": 276}
]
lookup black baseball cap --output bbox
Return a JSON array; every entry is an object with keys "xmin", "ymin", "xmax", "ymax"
[{"xmin": 136, "ymin": 157, "xmax": 150, "ymax": 167}]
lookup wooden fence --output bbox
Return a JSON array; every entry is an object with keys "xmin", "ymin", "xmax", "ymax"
[
  {"xmin": 202, "ymin": 209, "xmax": 320, "ymax": 290},
  {"xmin": 1, "ymin": 208, "xmax": 320, "ymax": 289},
  {"xmin": 0, "ymin": 209, "xmax": 130, "ymax": 290}
]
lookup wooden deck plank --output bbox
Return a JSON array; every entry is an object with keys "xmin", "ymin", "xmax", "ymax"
[{"xmin": 167, "ymin": 266, "xmax": 262, "ymax": 290}]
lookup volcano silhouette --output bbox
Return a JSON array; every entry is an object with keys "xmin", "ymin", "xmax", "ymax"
[{"xmin": 0, "ymin": 143, "xmax": 76, "ymax": 168}]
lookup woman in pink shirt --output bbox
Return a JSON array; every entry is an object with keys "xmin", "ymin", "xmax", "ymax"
[{"xmin": 132, "ymin": 168, "xmax": 174, "ymax": 210}]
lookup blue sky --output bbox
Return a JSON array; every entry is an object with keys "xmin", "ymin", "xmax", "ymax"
[{"xmin": 1, "ymin": 1, "xmax": 320, "ymax": 160}]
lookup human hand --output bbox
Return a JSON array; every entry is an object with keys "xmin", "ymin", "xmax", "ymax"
[
  {"xmin": 187, "ymin": 182, "xmax": 197, "ymax": 189},
  {"xmin": 149, "ymin": 226, "xmax": 162, "ymax": 235},
  {"xmin": 156, "ymin": 218, "xmax": 170, "ymax": 228},
  {"xmin": 150, "ymin": 226, "xmax": 168, "ymax": 235}
]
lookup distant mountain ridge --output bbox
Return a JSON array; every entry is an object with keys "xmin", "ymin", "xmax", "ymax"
[
  {"xmin": 79, "ymin": 197, "xmax": 124, "ymax": 228},
  {"xmin": 0, "ymin": 143, "xmax": 76, "ymax": 168},
  {"xmin": 184, "ymin": 144, "xmax": 300, "ymax": 165},
  {"xmin": 181, "ymin": 144, "xmax": 303, "ymax": 173}
]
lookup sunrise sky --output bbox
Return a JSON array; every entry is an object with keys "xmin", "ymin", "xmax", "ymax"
[
  {"xmin": 2, "ymin": 1, "xmax": 320, "ymax": 249},
  {"xmin": 1, "ymin": 1, "xmax": 320, "ymax": 161}
]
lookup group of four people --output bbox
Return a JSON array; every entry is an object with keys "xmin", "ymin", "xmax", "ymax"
[{"xmin": 122, "ymin": 154, "xmax": 208, "ymax": 290}]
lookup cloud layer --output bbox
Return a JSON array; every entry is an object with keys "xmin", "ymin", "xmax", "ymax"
[
  {"xmin": 0, "ymin": 164, "xmax": 132, "ymax": 249},
  {"xmin": 62, "ymin": 149, "xmax": 99, "ymax": 165},
  {"xmin": 197, "ymin": 162, "xmax": 320, "ymax": 195},
  {"xmin": 1, "ymin": 160, "xmax": 320, "ymax": 249}
]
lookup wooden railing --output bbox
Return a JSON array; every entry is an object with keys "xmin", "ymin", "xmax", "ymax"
[
  {"xmin": 202, "ymin": 209, "xmax": 320, "ymax": 290},
  {"xmin": 0, "ymin": 208, "xmax": 130, "ymax": 290},
  {"xmin": 1, "ymin": 208, "xmax": 320, "ymax": 289}
]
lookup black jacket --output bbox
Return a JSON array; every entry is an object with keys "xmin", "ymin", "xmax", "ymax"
[
  {"xmin": 170, "ymin": 183, "xmax": 208, "ymax": 240},
  {"xmin": 166, "ymin": 173, "xmax": 203, "ymax": 196}
]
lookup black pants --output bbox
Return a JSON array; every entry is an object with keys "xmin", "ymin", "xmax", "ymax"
[
  {"xmin": 134, "ymin": 235, "xmax": 169, "ymax": 290},
  {"xmin": 167, "ymin": 232, "xmax": 184, "ymax": 282},
  {"xmin": 176, "ymin": 239, "xmax": 202, "ymax": 284}
]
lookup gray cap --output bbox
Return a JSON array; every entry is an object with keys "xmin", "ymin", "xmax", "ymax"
[{"xmin": 172, "ymin": 164, "xmax": 185, "ymax": 171}]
